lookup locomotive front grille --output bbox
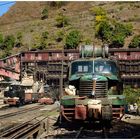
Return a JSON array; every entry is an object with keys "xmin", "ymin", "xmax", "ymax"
[
  {"xmin": 79, "ymin": 81, "xmax": 108, "ymax": 97},
  {"xmin": 95, "ymin": 81, "xmax": 108, "ymax": 98},
  {"xmin": 79, "ymin": 81, "xmax": 93, "ymax": 96}
]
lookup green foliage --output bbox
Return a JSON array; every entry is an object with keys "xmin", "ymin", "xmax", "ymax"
[
  {"xmin": 17, "ymin": 32, "xmax": 22, "ymax": 41},
  {"xmin": 90, "ymin": 6, "xmax": 107, "ymax": 16},
  {"xmin": 3, "ymin": 48, "xmax": 12, "ymax": 57},
  {"xmin": 95, "ymin": 20, "xmax": 113, "ymax": 43},
  {"xmin": 0, "ymin": 33, "xmax": 4, "ymax": 50},
  {"xmin": 32, "ymin": 33, "xmax": 42, "ymax": 50},
  {"xmin": 65, "ymin": 30, "xmax": 81, "ymax": 49},
  {"xmin": 83, "ymin": 38, "xmax": 92, "ymax": 45},
  {"xmin": 40, "ymin": 39, "xmax": 47, "ymax": 49},
  {"xmin": 94, "ymin": 6, "xmax": 133, "ymax": 47},
  {"xmin": 56, "ymin": 12, "xmax": 69, "ymax": 28},
  {"xmin": 4, "ymin": 35, "xmax": 15, "ymax": 50},
  {"xmin": 114, "ymin": 22, "xmax": 133, "ymax": 37},
  {"xmin": 0, "ymin": 33, "xmax": 3, "ymax": 44},
  {"xmin": 56, "ymin": 30, "xmax": 64, "ymax": 42},
  {"xmin": 110, "ymin": 34, "xmax": 125, "ymax": 48},
  {"xmin": 94, "ymin": 7, "xmax": 112, "ymax": 43},
  {"xmin": 110, "ymin": 22, "xmax": 133, "ymax": 47},
  {"xmin": 32, "ymin": 31, "xmax": 49, "ymax": 50},
  {"xmin": 129, "ymin": 35, "xmax": 140, "ymax": 48},
  {"xmin": 15, "ymin": 32, "xmax": 23, "ymax": 48},
  {"xmin": 41, "ymin": 7, "xmax": 48, "ymax": 20},
  {"xmin": 42, "ymin": 31, "xmax": 49, "ymax": 39},
  {"xmin": 123, "ymin": 86, "xmax": 140, "ymax": 104},
  {"xmin": 39, "ymin": 31, "xmax": 49, "ymax": 49}
]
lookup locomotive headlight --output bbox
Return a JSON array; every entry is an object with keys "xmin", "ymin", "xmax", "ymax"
[{"xmin": 110, "ymin": 86, "xmax": 117, "ymax": 95}]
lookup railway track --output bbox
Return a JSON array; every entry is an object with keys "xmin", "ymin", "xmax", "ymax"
[
  {"xmin": 46, "ymin": 127, "xmax": 110, "ymax": 139},
  {"xmin": 0, "ymin": 108, "xmax": 57, "ymax": 139},
  {"xmin": 32, "ymin": 115, "xmax": 140, "ymax": 139},
  {"xmin": 0, "ymin": 105, "xmax": 45, "ymax": 119},
  {"xmin": 44, "ymin": 120, "xmax": 111, "ymax": 139},
  {"xmin": 73, "ymin": 123, "xmax": 110, "ymax": 139},
  {"xmin": 1, "ymin": 106, "xmax": 139, "ymax": 139}
]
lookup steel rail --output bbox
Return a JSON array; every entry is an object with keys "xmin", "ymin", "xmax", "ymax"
[
  {"xmin": 0, "ymin": 114, "xmax": 43, "ymax": 138},
  {"xmin": 0, "ymin": 105, "xmax": 44, "ymax": 119},
  {"xmin": 132, "ymin": 134, "xmax": 140, "ymax": 139},
  {"xmin": 75, "ymin": 127, "xmax": 84, "ymax": 138},
  {"xmin": 10, "ymin": 122, "xmax": 40, "ymax": 139},
  {"xmin": 74, "ymin": 126, "xmax": 110, "ymax": 139},
  {"xmin": 0, "ymin": 108, "xmax": 58, "ymax": 139}
]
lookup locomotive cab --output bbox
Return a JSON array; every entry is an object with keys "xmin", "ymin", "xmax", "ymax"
[{"xmin": 69, "ymin": 59, "xmax": 121, "ymax": 97}]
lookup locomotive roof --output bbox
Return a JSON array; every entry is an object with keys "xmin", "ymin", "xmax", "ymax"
[{"xmin": 71, "ymin": 57, "xmax": 115, "ymax": 63}]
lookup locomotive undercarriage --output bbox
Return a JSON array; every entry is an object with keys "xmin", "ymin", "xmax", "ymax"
[
  {"xmin": 60, "ymin": 101, "xmax": 112, "ymax": 122},
  {"xmin": 60, "ymin": 100, "xmax": 125, "ymax": 122}
]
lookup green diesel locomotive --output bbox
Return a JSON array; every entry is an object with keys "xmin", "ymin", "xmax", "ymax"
[{"xmin": 60, "ymin": 45, "xmax": 126, "ymax": 124}]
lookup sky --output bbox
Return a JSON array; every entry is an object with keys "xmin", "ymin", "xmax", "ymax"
[{"xmin": 0, "ymin": 1, "xmax": 16, "ymax": 16}]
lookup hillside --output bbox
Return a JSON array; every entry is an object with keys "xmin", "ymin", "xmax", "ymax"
[{"xmin": 0, "ymin": 1, "xmax": 140, "ymax": 56}]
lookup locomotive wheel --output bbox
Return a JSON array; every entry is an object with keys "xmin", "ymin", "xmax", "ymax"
[{"xmin": 16, "ymin": 102, "xmax": 22, "ymax": 107}]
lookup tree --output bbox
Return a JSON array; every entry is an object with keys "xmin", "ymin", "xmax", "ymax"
[
  {"xmin": 123, "ymin": 86, "xmax": 140, "ymax": 104},
  {"xmin": 32, "ymin": 32, "xmax": 49, "ymax": 50},
  {"xmin": 39, "ymin": 31, "xmax": 49, "ymax": 49},
  {"xmin": 110, "ymin": 22, "xmax": 133, "ymax": 48},
  {"xmin": 41, "ymin": 7, "xmax": 48, "ymax": 20},
  {"xmin": 110, "ymin": 34, "xmax": 125, "ymax": 48},
  {"xmin": 95, "ymin": 20, "xmax": 113, "ymax": 43},
  {"xmin": 94, "ymin": 7, "xmax": 112, "ymax": 44},
  {"xmin": 17, "ymin": 32, "xmax": 22, "ymax": 42},
  {"xmin": 4, "ymin": 35, "xmax": 15, "ymax": 50},
  {"xmin": 129, "ymin": 35, "xmax": 140, "ymax": 48},
  {"xmin": 55, "ymin": 12, "xmax": 69, "ymax": 28},
  {"xmin": 0, "ymin": 33, "xmax": 4, "ymax": 49},
  {"xmin": 65, "ymin": 30, "xmax": 81, "ymax": 49},
  {"xmin": 0, "ymin": 33, "xmax": 3, "ymax": 44},
  {"xmin": 114, "ymin": 22, "xmax": 133, "ymax": 37},
  {"xmin": 56, "ymin": 30, "xmax": 64, "ymax": 42},
  {"xmin": 94, "ymin": 7, "xmax": 133, "ymax": 48},
  {"xmin": 15, "ymin": 32, "xmax": 23, "ymax": 48}
]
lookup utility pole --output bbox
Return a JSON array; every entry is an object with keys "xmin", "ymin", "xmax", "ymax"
[{"xmin": 60, "ymin": 8, "xmax": 66, "ymax": 99}]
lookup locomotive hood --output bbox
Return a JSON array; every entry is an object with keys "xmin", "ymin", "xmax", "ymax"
[{"xmin": 69, "ymin": 73, "xmax": 119, "ymax": 82}]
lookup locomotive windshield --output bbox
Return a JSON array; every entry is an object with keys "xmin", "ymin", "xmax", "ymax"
[
  {"xmin": 71, "ymin": 60, "xmax": 118, "ymax": 75},
  {"xmin": 71, "ymin": 61, "xmax": 93, "ymax": 75},
  {"xmin": 94, "ymin": 60, "xmax": 118, "ymax": 75}
]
